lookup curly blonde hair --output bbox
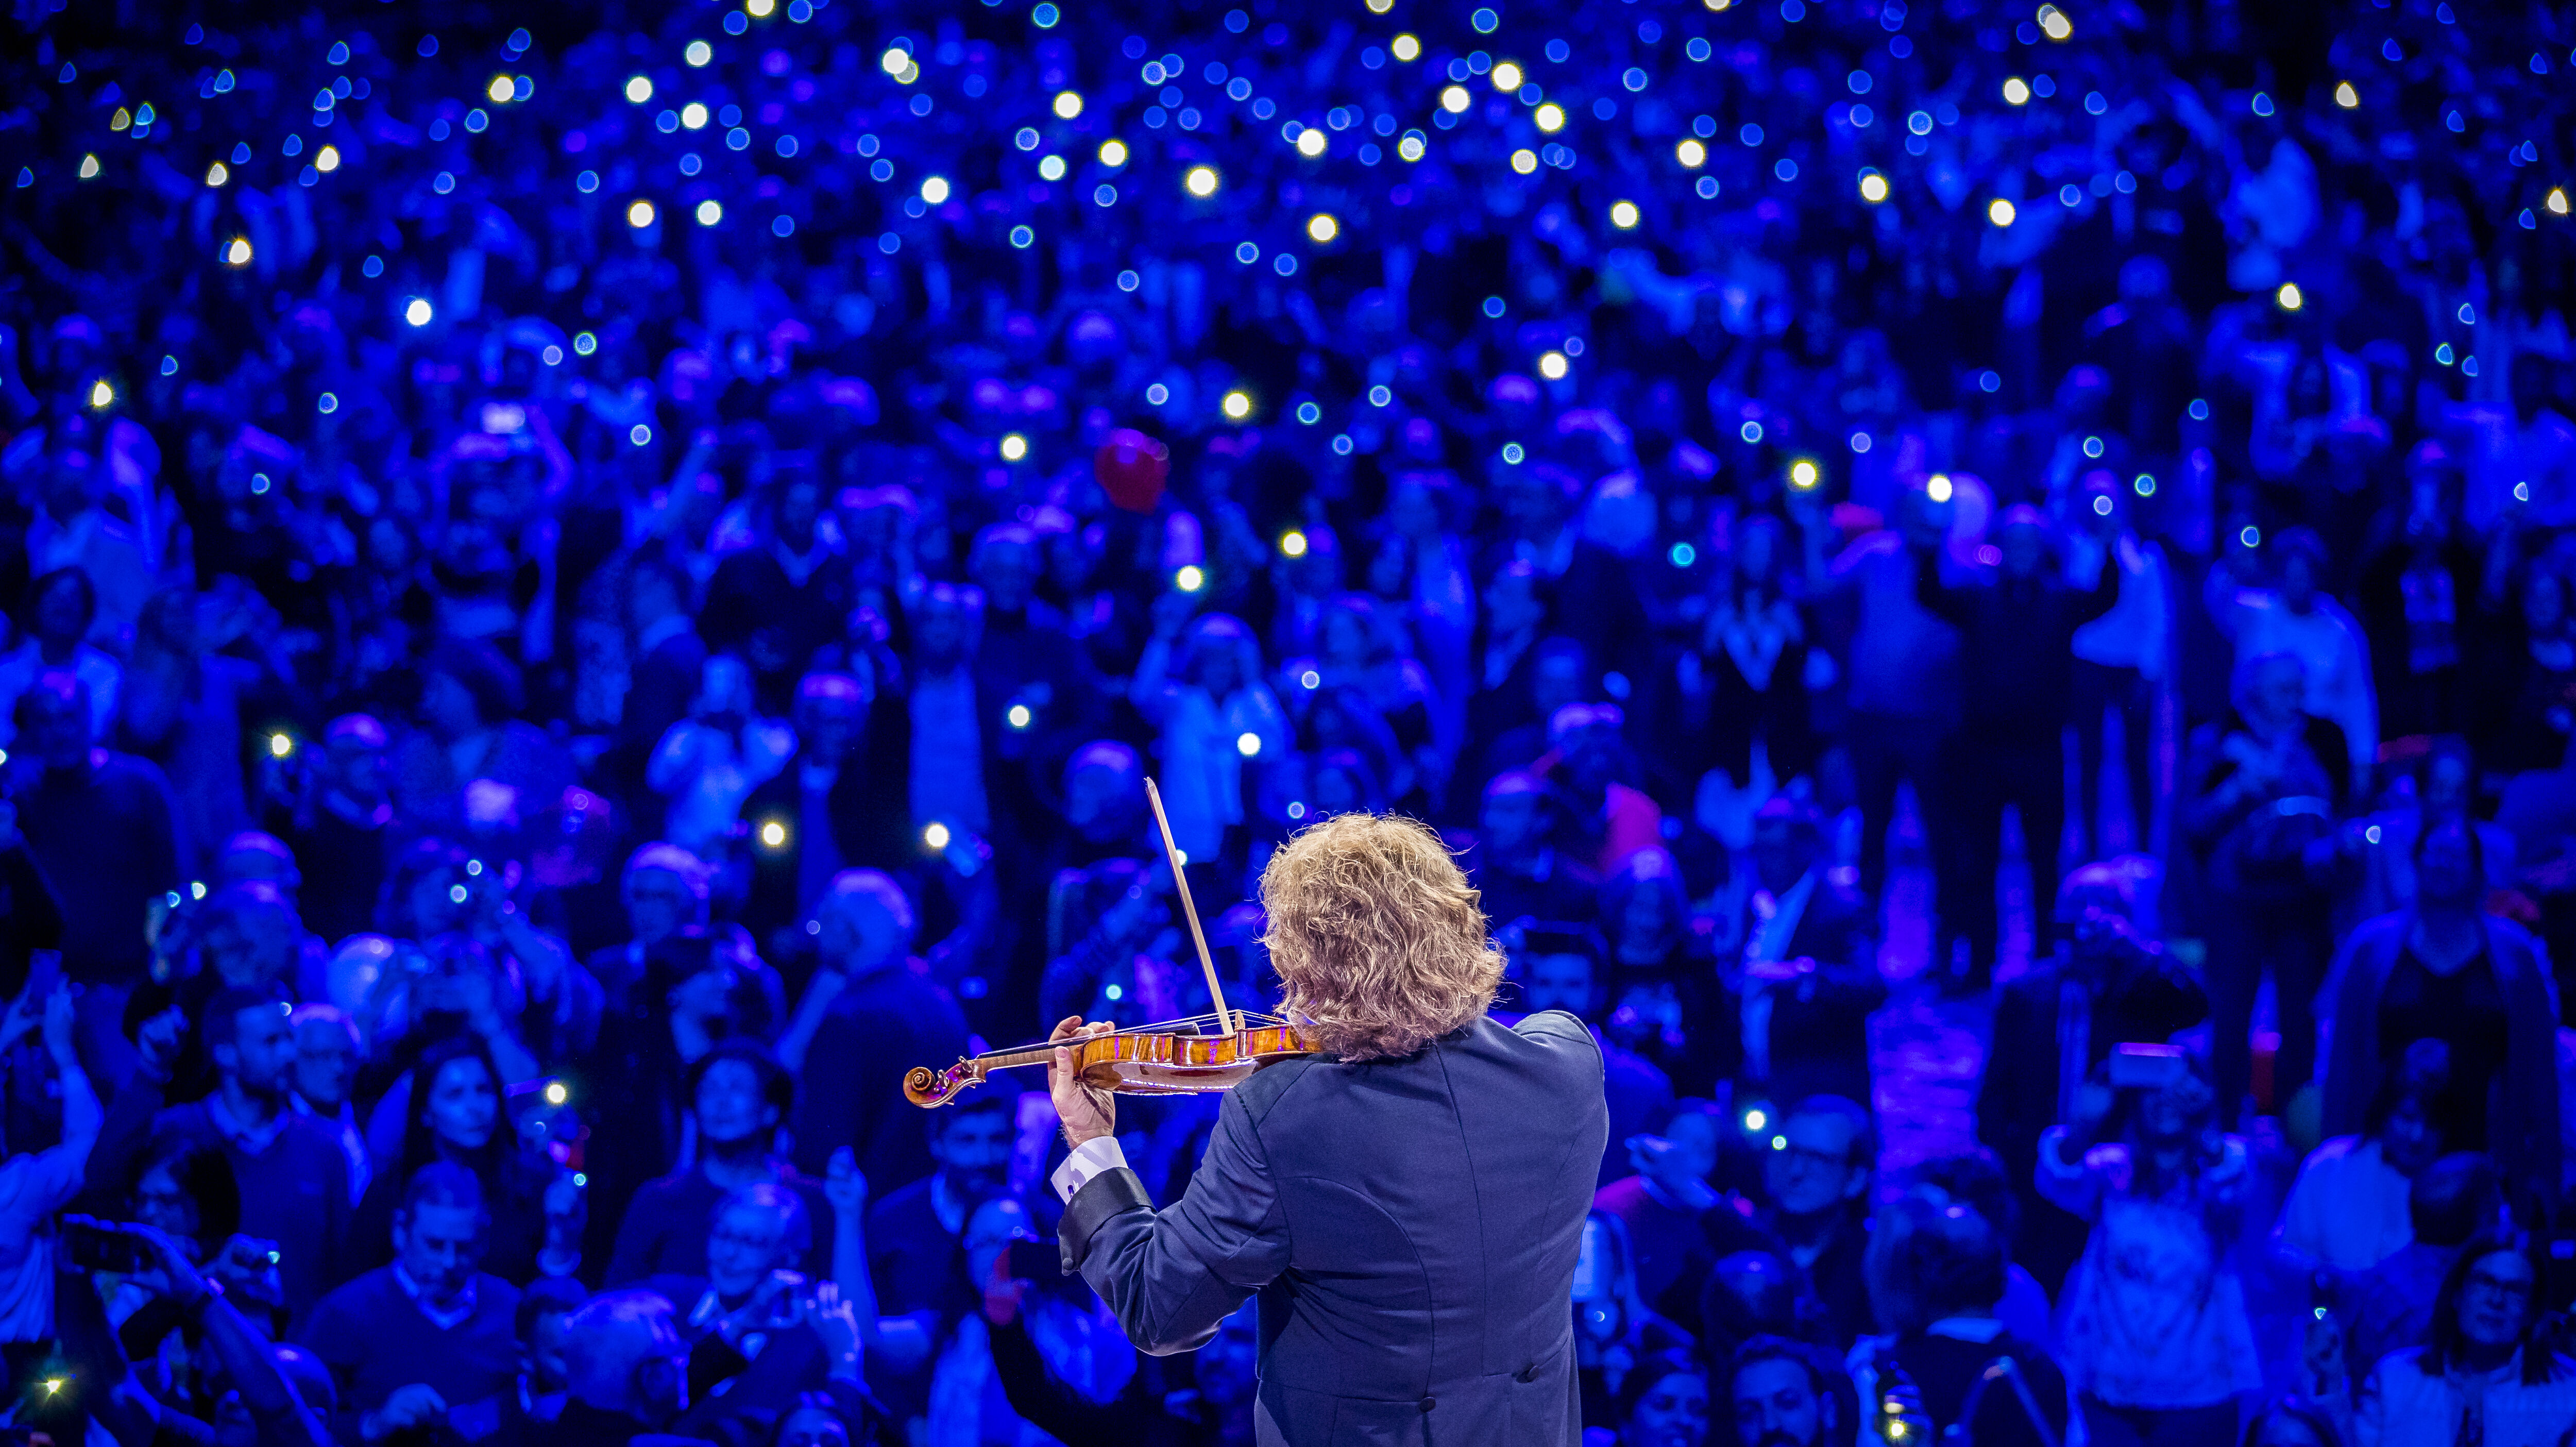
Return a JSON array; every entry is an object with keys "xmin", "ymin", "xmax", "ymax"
[{"xmin": 1259, "ymin": 812, "xmax": 1502, "ymax": 1061}]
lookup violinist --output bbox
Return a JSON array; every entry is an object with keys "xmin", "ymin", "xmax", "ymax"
[{"xmin": 1046, "ymin": 811, "xmax": 1611, "ymax": 1447}]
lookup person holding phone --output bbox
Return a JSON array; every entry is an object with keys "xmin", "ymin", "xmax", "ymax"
[
  {"xmin": 0, "ymin": 982, "xmax": 92, "ymax": 1374},
  {"xmin": 2037, "ymin": 1048, "xmax": 2259, "ymax": 1444}
]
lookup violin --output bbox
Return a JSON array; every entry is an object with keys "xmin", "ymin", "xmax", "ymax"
[{"xmin": 906, "ymin": 778, "xmax": 1324, "ymax": 1109}]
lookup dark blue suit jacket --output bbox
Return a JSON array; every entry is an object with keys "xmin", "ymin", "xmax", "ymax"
[{"xmin": 1058, "ymin": 1011, "xmax": 1608, "ymax": 1446}]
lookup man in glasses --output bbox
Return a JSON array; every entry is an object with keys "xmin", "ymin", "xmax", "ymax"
[{"xmin": 1755, "ymin": 1095, "xmax": 1877, "ymax": 1349}]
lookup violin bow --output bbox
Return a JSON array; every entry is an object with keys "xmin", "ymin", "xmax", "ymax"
[{"xmin": 1144, "ymin": 778, "xmax": 1241, "ymax": 1037}]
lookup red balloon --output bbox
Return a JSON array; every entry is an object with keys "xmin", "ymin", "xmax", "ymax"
[{"xmin": 1095, "ymin": 428, "xmax": 1170, "ymax": 514}]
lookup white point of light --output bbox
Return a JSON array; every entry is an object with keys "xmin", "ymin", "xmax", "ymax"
[
  {"xmin": 224, "ymin": 236, "xmax": 253, "ymax": 265},
  {"xmin": 1609, "ymin": 199, "xmax": 1640, "ymax": 229},
  {"xmin": 881, "ymin": 48, "xmax": 910, "ymax": 77},
  {"xmin": 759, "ymin": 820, "xmax": 786, "ymax": 848},
  {"xmin": 1281, "ymin": 530, "xmax": 1308, "ymax": 558},
  {"xmin": 1297, "ymin": 129, "xmax": 1327, "ymax": 158},
  {"xmin": 1176, "ymin": 564, "xmax": 1208, "ymax": 592},
  {"xmin": 628, "ymin": 198, "xmax": 657, "ymax": 228},
  {"xmin": 1536, "ymin": 103, "xmax": 1566, "ymax": 133},
  {"xmin": 1054, "ymin": 90, "xmax": 1083, "ymax": 120},
  {"xmin": 748, "ymin": 0, "xmax": 775, "ymax": 14},
  {"xmin": 2003, "ymin": 77, "xmax": 2031, "ymax": 105},
  {"xmin": 405, "ymin": 297, "xmax": 434, "ymax": 327},
  {"xmin": 696, "ymin": 198, "xmax": 722, "ymax": 226},
  {"xmin": 2550, "ymin": 188, "xmax": 2570, "ymax": 216},
  {"xmin": 1299, "ymin": 670, "xmax": 1320, "ymax": 689},
  {"xmin": 1236, "ymin": 732, "xmax": 1262, "ymax": 758},
  {"xmin": 2092, "ymin": 494, "xmax": 2115, "ymax": 516},
  {"xmin": 1492, "ymin": 62, "xmax": 1524, "ymax": 92},
  {"xmin": 1538, "ymin": 350, "xmax": 1569, "ymax": 380},
  {"xmin": 489, "ymin": 75, "xmax": 515, "ymax": 104},
  {"xmin": 625, "ymin": 75, "xmax": 654, "ymax": 104},
  {"xmin": 207, "ymin": 161, "xmax": 229, "ymax": 187},
  {"xmin": 1307, "ymin": 212, "xmax": 1338, "ymax": 242},
  {"xmin": 89, "ymin": 379, "xmax": 114, "ymax": 410},
  {"xmin": 1511, "ymin": 148, "xmax": 1538, "ymax": 174},
  {"xmin": 2334, "ymin": 81, "xmax": 2359, "ymax": 108},
  {"xmin": 78, "ymin": 155, "xmax": 100, "ymax": 179},
  {"xmin": 2276, "ymin": 282, "xmax": 2303, "ymax": 311},
  {"xmin": 921, "ymin": 174, "xmax": 950, "ymax": 204},
  {"xmin": 315, "ymin": 145, "xmax": 341, "ymax": 173},
  {"xmin": 681, "ymin": 102, "xmax": 708, "ymax": 130},
  {"xmin": 1441, "ymin": 85, "xmax": 1471, "ymax": 114},
  {"xmin": 1927, "ymin": 475, "xmax": 1954, "ymax": 503},
  {"xmin": 924, "ymin": 821, "xmax": 953, "ymax": 849},
  {"xmin": 1859, "ymin": 169, "xmax": 1890, "ymax": 203},
  {"xmin": 1222, "ymin": 389, "xmax": 1253, "ymax": 420},
  {"xmin": 687, "ymin": 41, "xmax": 713, "ymax": 67},
  {"xmin": 999, "ymin": 433, "xmax": 1028, "ymax": 461},
  {"xmin": 268, "ymin": 732, "xmax": 294, "ymax": 759},
  {"xmin": 1038, "ymin": 154, "xmax": 1066, "ymax": 180},
  {"xmin": 1676, "ymin": 138, "xmax": 1706, "ymax": 167},
  {"xmin": 1789, "ymin": 459, "xmax": 1820, "ymax": 490},
  {"xmin": 1392, "ymin": 34, "xmax": 1421, "ymax": 61},
  {"xmin": 1099, "ymin": 139, "xmax": 1128, "ymax": 166},
  {"xmin": 1185, "ymin": 165, "xmax": 1219, "ymax": 197},
  {"xmin": 1006, "ymin": 704, "xmax": 1032, "ymax": 730},
  {"xmin": 1988, "ymin": 197, "xmax": 2018, "ymax": 226},
  {"xmin": 2037, "ymin": 4, "xmax": 2073, "ymax": 40},
  {"xmin": 545, "ymin": 1081, "xmax": 569, "ymax": 1105}
]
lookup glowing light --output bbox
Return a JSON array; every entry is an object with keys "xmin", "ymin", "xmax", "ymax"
[
  {"xmin": 544, "ymin": 1082, "xmax": 570, "ymax": 1105},
  {"xmin": 921, "ymin": 174, "xmax": 950, "ymax": 204},
  {"xmin": 1281, "ymin": 531, "xmax": 1309, "ymax": 558},
  {"xmin": 41, "ymin": 1381, "xmax": 61, "ymax": 1397},
  {"xmin": 207, "ymin": 161, "xmax": 229, "ymax": 187},
  {"xmin": 2241, "ymin": 525, "xmax": 2262, "ymax": 549},
  {"xmin": 1392, "ymin": 34, "xmax": 1421, "ymax": 61},
  {"xmin": 630, "ymin": 424, "xmax": 654, "ymax": 446},
  {"xmin": 315, "ymin": 145, "xmax": 341, "ymax": 173},
  {"xmin": 1399, "ymin": 133, "xmax": 1426, "ymax": 162},
  {"xmin": 1537, "ymin": 350, "xmax": 1569, "ymax": 380},
  {"xmin": 696, "ymin": 198, "xmax": 723, "ymax": 226},
  {"xmin": 2003, "ymin": 77, "xmax": 2031, "ymax": 105},
  {"xmin": 2550, "ymin": 188, "xmax": 2570, "ymax": 215},
  {"xmin": 1038, "ymin": 155, "xmax": 1066, "ymax": 180},
  {"xmin": 2276, "ymin": 282, "xmax": 2303, "ymax": 311},
  {"xmin": 1770, "ymin": 1135, "xmax": 1788, "ymax": 1151},
  {"xmin": 1299, "ymin": 670, "xmax": 1321, "ymax": 689},
  {"xmin": 681, "ymin": 102, "xmax": 708, "ymax": 129},
  {"xmin": 999, "ymin": 433, "xmax": 1028, "ymax": 462},
  {"xmin": 1789, "ymin": 459, "xmax": 1820, "ymax": 490},
  {"xmin": 223, "ymin": 237, "xmax": 253, "ymax": 266},
  {"xmin": 1297, "ymin": 129, "xmax": 1327, "ymax": 158},
  {"xmin": 1441, "ymin": 85, "xmax": 1471, "ymax": 114},
  {"xmin": 759, "ymin": 820, "xmax": 787, "ymax": 848},
  {"xmin": 1492, "ymin": 62, "xmax": 1524, "ymax": 92},
  {"xmin": 2037, "ymin": 4, "xmax": 2072, "ymax": 39},
  {"xmin": 268, "ymin": 732, "xmax": 294, "ymax": 759},
  {"xmin": 78, "ymin": 154, "xmax": 99, "ymax": 179},
  {"xmin": 1927, "ymin": 475, "xmax": 1954, "ymax": 504},
  {"xmin": 625, "ymin": 75, "xmax": 654, "ymax": 104},
  {"xmin": 1858, "ymin": 168, "xmax": 1889, "ymax": 203},
  {"xmin": 1608, "ymin": 200, "xmax": 1640, "ymax": 230},
  {"xmin": 1988, "ymin": 197, "xmax": 2018, "ymax": 226},
  {"xmin": 748, "ymin": 0, "xmax": 775, "ymax": 14},
  {"xmin": 1307, "ymin": 212, "xmax": 1339, "ymax": 242},
  {"xmin": 405, "ymin": 297, "xmax": 434, "ymax": 327},
  {"xmin": 451, "ymin": 884, "xmax": 470, "ymax": 904},
  {"xmin": 1006, "ymin": 704, "xmax": 1032, "ymax": 730},
  {"xmin": 1099, "ymin": 139, "xmax": 1128, "ymax": 166},
  {"xmin": 1744, "ymin": 1108, "xmax": 1767, "ymax": 1131},
  {"xmin": 628, "ymin": 198, "xmax": 657, "ymax": 227},
  {"xmin": 924, "ymin": 821, "xmax": 953, "ymax": 849},
  {"xmin": 1184, "ymin": 165, "xmax": 1219, "ymax": 197},
  {"xmin": 687, "ymin": 40, "xmax": 713, "ymax": 66},
  {"xmin": 1511, "ymin": 148, "xmax": 1538, "ymax": 174},
  {"xmin": 489, "ymin": 75, "xmax": 515, "ymax": 104},
  {"xmin": 89, "ymin": 379, "xmax": 114, "ymax": 410},
  {"xmin": 1054, "ymin": 90, "xmax": 1083, "ymax": 120},
  {"xmin": 1677, "ymin": 139, "xmax": 1706, "ymax": 167},
  {"xmin": 1176, "ymin": 564, "xmax": 1208, "ymax": 592},
  {"xmin": 1236, "ymin": 732, "xmax": 1262, "ymax": 758},
  {"xmin": 881, "ymin": 48, "xmax": 910, "ymax": 76},
  {"xmin": 2335, "ymin": 80, "xmax": 2359, "ymax": 108},
  {"xmin": 2092, "ymin": 494, "xmax": 2115, "ymax": 517},
  {"xmin": 1670, "ymin": 542, "xmax": 1697, "ymax": 567},
  {"xmin": 1536, "ymin": 103, "xmax": 1566, "ymax": 133}
]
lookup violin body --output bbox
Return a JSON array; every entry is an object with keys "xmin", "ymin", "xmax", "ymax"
[{"xmin": 905, "ymin": 1019, "xmax": 1318, "ymax": 1108}]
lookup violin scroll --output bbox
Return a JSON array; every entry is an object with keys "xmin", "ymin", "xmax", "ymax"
[{"xmin": 905, "ymin": 1060, "xmax": 984, "ymax": 1108}]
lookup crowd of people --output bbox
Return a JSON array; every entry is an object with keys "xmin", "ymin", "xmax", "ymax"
[{"xmin": 3, "ymin": 0, "xmax": 2574, "ymax": 1441}]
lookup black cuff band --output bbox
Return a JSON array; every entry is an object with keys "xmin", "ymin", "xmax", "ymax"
[{"xmin": 1058, "ymin": 1166, "xmax": 1153, "ymax": 1275}]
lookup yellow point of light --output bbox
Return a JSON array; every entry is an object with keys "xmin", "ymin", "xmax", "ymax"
[
  {"xmin": 1927, "ymin": 475, "xmax": 1954, "ymax": 503},
  {"xmin": 207, "ymin": 161, "xmax": 229, "ymax": 186},
  {"xmin": 1492, "ymin": 62, "xmax": 1524, "ymax": 92},
  {"xmin": 1099, "ymin": 139, "xmax": 1128, "ymax": 166},
  {"xmin": 315, "ymin": 145, "xmax": 341, "ymax": 173},
  {"xmin": 2334, "ymin": 81, "xmax": 2360, "ymax": 108},
  {"xmin": 1988, "ymin": 197, "xmax": 2018, "ymax": 226},
  {"xmin": 488, "ymin": 75, "xmax": 515, "ymax": 104},
  {"xmin": 999, "ymin": 433, "xmax": 1028, "ymax": 462},
  {"xmin": 1859, "ymin": 169, "xmax": 1890, "ymax": 203},
  {"xmin": 759, "ymin": 820, "xmax": 787, "ymax": 848},
  {"xmin": 1608, "ymin": 199, "xmax": 1640, "ymax": 229},
  {"xmin": 78, "ymin": 154, "xmax": 100, "ymax": 179},
  {"xmin": 1676, "ymin": 139, "xmax": 1706, "ymax": 167},
  {"xmin": 1535, "ymin": 104, "xmax": 1566, "ymax": 133},
  {"xmin": 1790, "ymin": 459, "xmax": 1820, "ymax": 490},
  {"xmin": 268, "ymin": 732, "xmax": 294, "ymax": 758},
  {"xmin": 924, "ymin": 821, "xmax": 953, "ymax": 850},
  {"xmin": 1221, "ymin": 389, "xmax": 1253, "ymax": 420},
  {"xmin": 1391, "ymin": 34, "xmax": 1421, "ymax": 61},
  {"xmin": 1280, "ymin": 530, "xmax": 1309, "ymax": 558},
  {"xmin": 1441, "ymin": 85, "xmax": 1471, "ymax": 114},
  {"xmin": 2276, "ymin": 282, "xmax": 2303, "ymax": 311},
  {"xmin": 89, "ymin": 379, "xmax": 114, "ymax": 410},
  {"xmin": 1307, "ymin": 212, "xmax": 1339, "ymax": 243},
  {"xmin": 1511, "ymin": 148, "xmax": 1538, "ymax": 174},
  {"xmin": 2037, "ymin": 4, "xmax": 2072, "ymax": 40},
  {"xmin": 1177, "ymin": 563, "xmax": 1209, "ymax": 591},
  {"xmin": 921, "ymin": 175, "xmax": 951, "ymax": 204},
  {"xmin": 1054, "ymin": 90, "xmax": 1084, "ymax": 120},
  {"xmin": 1184, "ymin": 165, "xmax": 1219, "ymax": 197},
  {"xmin": 1296, "ymin": 129, "xmax": 1327, "ymax": 158},
  {"xmin": 1537, "ymin": 350, "xmax": 1569, "ymax": 380},
  {"xmin": 628, "ymin": 199, "xmax": 657, "ymax": 227},
  {"xmin": 2003, "ymin": 77, "xmax": 2031, "ymax": 105},
  {"xmin": 2549, "ymin": 188, "xmax": 2570, "ymax": 216},
  {"xmin": 223, "ymin": 237, "xmax": 253, "ymax": 265}
]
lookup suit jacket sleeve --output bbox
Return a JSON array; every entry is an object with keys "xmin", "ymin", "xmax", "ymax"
[{"xmin": 1060, "ymin": 1083, "xmax": 1292, "ymax": 1356}]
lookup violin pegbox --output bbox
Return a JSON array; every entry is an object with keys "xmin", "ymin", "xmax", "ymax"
[{"xmin": 904, "ymin": 1058, "xmax": 986, "ymax": 1107}]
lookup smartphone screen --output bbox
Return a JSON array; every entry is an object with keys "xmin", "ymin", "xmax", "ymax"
[{"xmin": 1572, "ymin": 1219, "xmax": 1605, "ymax": 1302}]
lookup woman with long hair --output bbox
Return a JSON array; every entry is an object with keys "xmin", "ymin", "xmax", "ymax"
[
  {"xmin": 1676, "ymin": 511, "xmax": 1814, "ymax": 788},
  {"xmin": 2346, "ymin": 1231, "xmax": 2576, "ymax": 1446},
  {"xmin": 347, "ymin": 1034, "xmax": 569, "ymax": 1285}
]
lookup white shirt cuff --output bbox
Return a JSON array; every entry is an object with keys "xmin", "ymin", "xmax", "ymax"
[{"xmin": 1049, "ymin": 1136, "xmax": 1128, "ymax": 1203}]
